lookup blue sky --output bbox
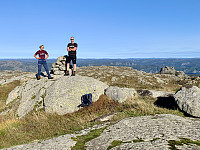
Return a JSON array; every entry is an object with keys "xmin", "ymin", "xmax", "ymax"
[{"xmin": 0, "ymin": 0, "xmax": 200, "ymax": 58}]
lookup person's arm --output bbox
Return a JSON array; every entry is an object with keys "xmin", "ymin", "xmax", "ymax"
[
  {"xmin": 34, "ymin": 54, "xmax": 40, "ymax": 59},
  {"xmin": 67, "ymin": 47, "xmax": 70, "ymax": 51},
  {"xmin": 70, "ymin": 47, "xmax": 77, "ymax": 51},
  {"xmin": 45, "ymin": 54, "xmax": 49, "ymax": 59},
  {"xmin": 71, "ymin": 44, "xmax": 78, "ymax": 51}
]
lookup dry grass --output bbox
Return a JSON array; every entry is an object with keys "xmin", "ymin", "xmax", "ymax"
[
  {"xmin": 110, "ymin": 96, "xmax": 183, "ymax": 122},
  {"xmin": 0, "ymin": 80, "xmax": 20, "ymax": 111},
  {"xmin": 0, "ymin": 94, "xmax": 184, "ymax": 149},
  {"xmin": 0, "ymin": 95, "xmax": 123, "ymax": 148}
]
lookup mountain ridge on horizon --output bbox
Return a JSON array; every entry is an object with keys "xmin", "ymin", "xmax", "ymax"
[{"xmin": 0, "ymin": 58, "xmax": 200, "ymax": 74}]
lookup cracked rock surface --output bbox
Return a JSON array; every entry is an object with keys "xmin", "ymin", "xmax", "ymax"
[
  {"xmin": 3, "ymin": 114, "xmax": 200, "ymax": 150},
  {"xmin": 86, "ymin": 114, "xmax": 200, "ymax": 150}
]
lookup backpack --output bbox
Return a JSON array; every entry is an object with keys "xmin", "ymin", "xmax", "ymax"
[{"xmin": 78, "ymin": 93, "xmax": 92, "ymax": 107}]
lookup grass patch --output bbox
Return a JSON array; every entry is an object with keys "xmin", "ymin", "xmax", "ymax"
[
  {"xmin": 0, "ymin": 119, "xmax": 22, "ymax": 136},
  {"xmin": 168, "ymin": 138, "xmax": 200, "ymax": 150},
  {"xmin": 0, "ymin": 80, "xmax": 20, "ymax": 111},
  {"xmin": 0, "ymin": 92, "xmax": 184, "ymax": 149},
  {"xmin": 110, "ymin": 97, "xmax": 184, "ymax": 123},
  {"xmin": 0, "ymin": 95, "xmax": 122, "ymax": 148},
  {"xmin": 71, "ymin": 127, "xmax": 107, "ymax": 150}
]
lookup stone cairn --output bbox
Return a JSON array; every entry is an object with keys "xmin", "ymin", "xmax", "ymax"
[
  {"xmin": 51, "ymin": 56, "xmax": 73, "ymax": 75},
  {"xmin": 158, "ymin": 66, "xmax": 188, "ymax": 78}
]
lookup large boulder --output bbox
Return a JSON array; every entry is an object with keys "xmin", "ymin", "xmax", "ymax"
[
  {"xmin": 104, "ymin": 86, "xmax": 137, "ymax": 103},
  {"xmin": 158, "ymin": 66, "xmax": 189, "ymax": 78},
  {"xmin": 5, "ymin": 75, "xmax": 108, "ymax": 118},
  {"xmin": 174, "ymin": 86, "xmax": 200, "ymax": 117},
  {"xmin": 44, "ymin": 76, "xmax": 108, "ymax": 115}
]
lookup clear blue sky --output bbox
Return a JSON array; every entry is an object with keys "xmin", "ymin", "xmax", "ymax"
[{"xmin": 1, "ymin": 0, "xmax": 200, "ymax": 58}]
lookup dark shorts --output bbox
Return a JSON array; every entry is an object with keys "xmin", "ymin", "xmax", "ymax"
[{"xmin": 66, "ymin": 55, "xmax": 76, "ymax": 64}]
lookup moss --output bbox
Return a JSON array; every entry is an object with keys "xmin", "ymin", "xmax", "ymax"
[
  {"xmin": 151, "ymin": 117, "xmax": 157, "ymax": 119},
  {"xmin": 107, "ymin": 140, "xmax": 123, "ymax": 150},
  {"xmin": 71, "ymin": 126, "xmax": 107, "ymax": 150},
  {"xmin": 168, "ymin": 138, "xmax": 200, "ymax": 150},
  {"xmin": 168, "ymin": 140, "xmax": 183, "ymax": 150},
  {"xmin": 179, "ymin": 138, "xmax": 200, "ymax": 146},
  {"xmin": 133, "ymin": 138, "xmax": 144, "ymax": 143},
  {"xmin": 41, "ymin": 94, "xmax": 45, "ymax": 99},
  {"xmin": 150, "ymin": 138, "xmax": 160, "ymax": 142},
  {"xmin": 31, "ymin": 95, "xmax": 36, "ymax": 99},
  {"xmin": 107, "ymin": 138, "xmax": 146, "ymax": 150}
]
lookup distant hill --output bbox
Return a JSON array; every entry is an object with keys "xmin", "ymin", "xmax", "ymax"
[{"xmin": 0, "ymin": 58, "xmax": 200, "ymax": 74}]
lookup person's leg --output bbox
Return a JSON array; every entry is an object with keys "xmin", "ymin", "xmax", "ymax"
[
  {"xmin": 73, "ymin": 64, "xmax": 76, "ymax": 71},
  {"xmin": 37, "ymin": 59, "xmax": 42, "ymax": 79},
  {"xmin": 67, "ymin": 63, "xmax": 70, "ymax": 71},
  {"xmin": 71, "ymin": 56, "xmax": 76, "ymax": 76},
  {"xmin": 42, "ymin": 60, "xmax": 51, "ymax": 77},
  {"xmin": 64, "ymin": 56, "xmax": 71, "ymax": 76}
]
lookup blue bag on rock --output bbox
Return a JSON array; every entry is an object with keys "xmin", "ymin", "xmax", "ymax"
[{"xmin": 78, "ymin": 93, "xmax": 92, "ymax": 107}]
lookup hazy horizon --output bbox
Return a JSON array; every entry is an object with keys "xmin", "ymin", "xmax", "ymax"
[{"xmin": 1, "ymin": 57, "xmax": 200, "ymax": 60}]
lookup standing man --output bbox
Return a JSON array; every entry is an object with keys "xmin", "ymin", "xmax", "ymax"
[
  {"xmin": 34, "ymin": 45, "xmax": 53, "ymax": 80},
  {"xmin": 65, "ymin": 37, "xmax": 78, "ymax": 76}
]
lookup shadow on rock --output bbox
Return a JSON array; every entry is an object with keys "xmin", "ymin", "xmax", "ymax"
[{"xmin": 154, "ymin": 96, "xmax": 178, "ymax": 110}]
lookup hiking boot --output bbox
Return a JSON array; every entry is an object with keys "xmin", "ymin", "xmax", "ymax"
[
  {"xmin": 64, "ymin": 71, "xmax": 69, "ymax": 76},
  {"xmin": 48, "ymin": 76, "xmax": 53, "ymax": 79},
  {"xmin": 71, "ymin": 71, "xmax": 76, "ymax": 76},
  {"xmin": 36, "ymin": 75, "xmax": 40, "ymax": 80}
]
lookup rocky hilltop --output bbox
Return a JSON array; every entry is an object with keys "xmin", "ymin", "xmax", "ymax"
[
  {"xmin": 1, "ymin": 62, "xmax": 200, "ymax": 149},
  {"xmin": 2, "ymin": 64, "xmax": 198, "ymax": 118}
]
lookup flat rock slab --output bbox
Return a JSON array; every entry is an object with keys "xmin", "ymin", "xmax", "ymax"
[
  {"xmin": 86, "ymin": 114, "xmax": 200, "ymax": 150},
  {"xmin": 3, "ymin": 134, "xmax": 76, "ymax": 150}
]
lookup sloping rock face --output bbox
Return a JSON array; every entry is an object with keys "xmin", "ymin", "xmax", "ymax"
[
  {"xmin": 6, "ymin": 75, "xmax": 108, "ymax": 118},
  {"xmin": 104, "ymin": 86, "xmax": 137, "ymax": 103},
  {"xmin": 86, "ymin": 114, "xmax": 200, "ymax": 150},
  {"xmin": 6, "ymin": 78, "xmax": 54, "ymax": 118},
  {"xmin": 174, "ymin": 86, "xmax": 200, "ymax": 117},
  {"xmin": 45, "ymin": 76, "xmax": 108, "ymax": 115}
]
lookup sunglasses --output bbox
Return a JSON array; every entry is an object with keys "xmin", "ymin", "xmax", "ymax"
[{"xmin": 71, "ymin": 39, "xmax": 74, "ymax": 40}]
